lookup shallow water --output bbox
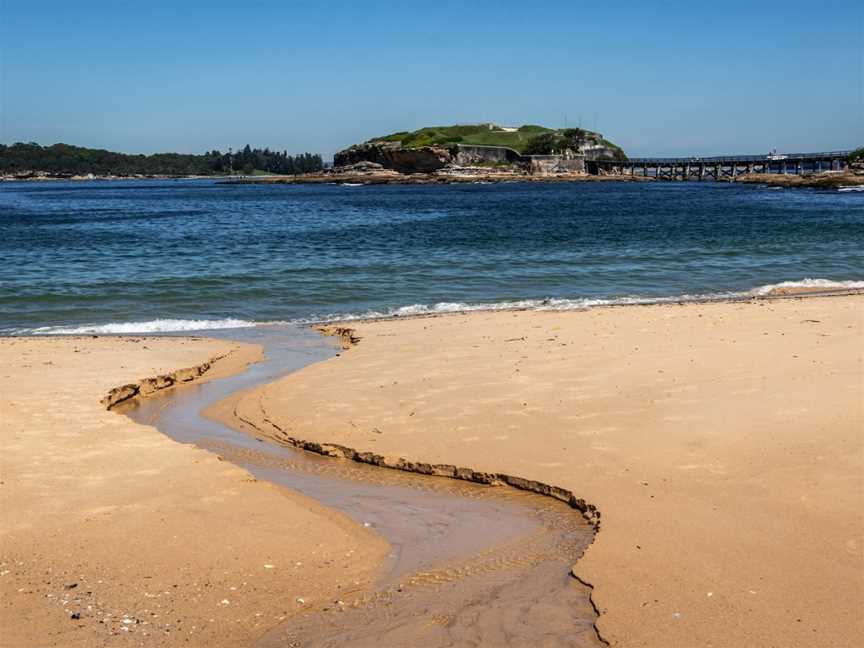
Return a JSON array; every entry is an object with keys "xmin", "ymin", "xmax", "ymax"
[
  {"xmin": 120, "ymin": 325, "xmax": 601, "ymax": 646},
  {"xmin": 2, "ymin": 179, "xmax": 862, "ymax": 334}
]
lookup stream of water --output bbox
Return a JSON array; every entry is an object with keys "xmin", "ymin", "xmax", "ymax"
[{"xmin": 120, "ymin": 324, "xmax": 602, "ymax": 647}]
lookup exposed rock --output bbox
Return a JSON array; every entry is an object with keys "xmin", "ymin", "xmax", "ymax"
[
  {"xmin": 454, "ymin": 145, "xmax": 522, "ymax": 167},
  {"xmin": 581, "ymin": 146, "xmax": 623, "ymax": 161},
  {"xmin": 736, "ymin": 170, "xmax": 863, "ymax": 189},
  {"xmin": 334, "ymin": 142, "xmax": 453, "ymax": 174},
  {"xmin": 340, "ymin": 161, "xmax": 384, "ymax": 173}
]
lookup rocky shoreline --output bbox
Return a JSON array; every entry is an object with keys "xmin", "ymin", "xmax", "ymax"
[
  {"xmin": 9, "ymin": 166, "xmax": 860, "ymax": 189},
  {"xmin": 220, "ymin": 162, "xmax": 651, "ymax": 186},
  {"xmin": 0, "ymin": 172, "xmax": 221, "ymax": 182},
  {"xmin": 734, "ymin": 170, "xmax": 863, "ymax": 189}
]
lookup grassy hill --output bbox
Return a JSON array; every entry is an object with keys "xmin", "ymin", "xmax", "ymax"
[{"xmin": 368, "ymin": 123, "xmax": 625, "ymax": 158}]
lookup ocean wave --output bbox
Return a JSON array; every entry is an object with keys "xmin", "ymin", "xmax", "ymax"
[
  {"xmin": 305, "ymin": 279, "xmax": 864, "ymax": 323},
  {"xmin": 25, "ymin": 318, "xmax": 259, "ymax": 335},
  {"xmin": 300, "ymin": 294, "xmax": 727, "ymax": 323},
  {"xmin": 13, "ymin": 279, "xmax": 863, "ymax": 335},
  {"xmin": 748, "ymin": 278, "xmax": 864, "ymax": 296}
]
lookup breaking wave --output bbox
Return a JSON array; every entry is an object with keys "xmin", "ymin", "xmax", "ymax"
[
  {"xmin": 303, "ymin": 278, "xmax": 864, "ymax": 324},
  {"xmin": 13, "ymin": 278, "xmax": 862, "ymax": 335},
  {"xmin": 25, "ymin": 318, "xmax": 259, "ymax": 335},
  {"xmin": 748, "ymin": 278, "xmax": 864, "ymax": 296}
]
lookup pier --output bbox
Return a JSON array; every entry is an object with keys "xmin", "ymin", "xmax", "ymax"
[{"xmin": 590, "ymin": 150, "xmax": 851, "ymax": 180}]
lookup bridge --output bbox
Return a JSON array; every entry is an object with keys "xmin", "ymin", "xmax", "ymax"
[{"xmin": 589, "ymin": 150, "xmax": 851, "ymax": 180}]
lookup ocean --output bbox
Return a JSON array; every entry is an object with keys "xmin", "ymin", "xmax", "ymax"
[{"xmin": 1, "ymin": 179, "xmax": 862, "ymax": 335}]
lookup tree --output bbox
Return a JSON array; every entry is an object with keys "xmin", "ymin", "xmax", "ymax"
[
  {"xmin": 523, "ymin": 133, "xmax": 559, "ymax": 155},
  {"xmin": 0, "ymin": 143, "xmax": 324, "ymax": 176}
]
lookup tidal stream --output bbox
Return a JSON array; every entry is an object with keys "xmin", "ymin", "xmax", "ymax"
[{"xmin": 121, "ymin": 324, "xmax": 602, "ymax": 647}]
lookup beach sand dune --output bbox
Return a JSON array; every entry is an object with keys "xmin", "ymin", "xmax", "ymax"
[
  {"xmin": 0, "ymin": 336, "xmax": 387, "ymax": 647},
  {"xmin": 228, "ymin": 296, "xmax": 864, "ymax": 647}
]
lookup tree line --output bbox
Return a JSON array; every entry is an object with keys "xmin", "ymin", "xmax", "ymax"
[{"xmin": 0, "ymin": 143, "xmax": 324, "ymax": 177}]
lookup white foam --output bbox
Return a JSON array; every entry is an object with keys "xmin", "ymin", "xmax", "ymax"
[
  {"xmin": 303, "ymin": 293, "xmax": 736, "ymax": 324},
  {"xmin": 837, "ymin": 185, "xmax": 864, "ymax": 192},
  {"xmin": 14, "ymin": 278, "xmax": 864, "ymax": 335},
  {"xmin": 27, "ymin": 318, "xmax": 258, "ymax": 335},
  {"xmin": 748, "ymin": 278, "xmax": 864, "ymax": 297},
  {"xmin": 306, "ymin": 279, "xmax": 864, "ymax": 324}
]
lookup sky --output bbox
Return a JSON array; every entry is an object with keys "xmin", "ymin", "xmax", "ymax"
[{"xmin": 1, "ymin": 1, "xmax": 862, "ymax": 159}]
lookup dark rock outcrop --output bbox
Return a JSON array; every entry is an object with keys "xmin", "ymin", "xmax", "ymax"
[{"xmin": 334, "ymin": 142, "xmax": 453, "ymax": 174}]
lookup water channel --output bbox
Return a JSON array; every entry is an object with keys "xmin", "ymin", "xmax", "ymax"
[{"xmin": 120, "ymin": 324, "xmax": 602, "ymax": 647}]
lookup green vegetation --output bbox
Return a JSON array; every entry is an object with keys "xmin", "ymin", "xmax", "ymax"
[
  {"xmin": 368, "ymin": 123, "xmax": 625, "ymax": 159},
  {"xmin": 370, "ymin": 124, "xmax": 558, "ymax": 153},
  {"xmin": 0, "ymin": 143, "xmax": 323, "ymax": 177},
  {"xmin": 847, "ymin": 147, "xmax": 864, "ymax": 163},
  {"xmin": 521, "ymin": 128, "xmax": 586, "ymax": 155}
]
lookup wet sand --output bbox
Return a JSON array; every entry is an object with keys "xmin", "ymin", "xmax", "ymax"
[
  {"xmin": 0, "ymin": 336, "xmax": 387, "ymax": 647},
  {"xmin": 184, "ymin": 327, "xmax": 601, "ymax": 646},
  {"xmin": 226, "ymin": 295, "xmax": 864, "ymax": 647}
]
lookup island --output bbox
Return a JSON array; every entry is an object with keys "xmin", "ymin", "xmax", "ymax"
[{"xmin": 229, "ymin": 123, "xmax": 640, "ymax": 185}]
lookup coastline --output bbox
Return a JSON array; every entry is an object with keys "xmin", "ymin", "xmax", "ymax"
[
  {"xmin": 6, "ymin": 169, "xmax": 861, "ymax": 188},
  {"xmin": 735, "ymin": 170, "xmax": 863, "ymax": 189},
  {"xmin": 218, "ymin": 293, "xmax": 864, "ymax": 647},
  {"xmin": 0, "ymin": 174, "xmax": 245, "ymax": 182},
  {"xmin": 0, "ymin": 335, "xmax": 388, "ymax": 647},
  {"xmin": 220, "ymin": 171, "xmax": 652, "ymax": 186}
]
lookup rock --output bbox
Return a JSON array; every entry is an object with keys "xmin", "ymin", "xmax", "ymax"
[{"xmin": 334, "ymin": 142, "xmax": 453, "ymax": 174}]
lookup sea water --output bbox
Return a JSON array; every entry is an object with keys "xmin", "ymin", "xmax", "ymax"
[{"xmin": 1, "ymin": 179, "xmax": 861, "ymax": 334}]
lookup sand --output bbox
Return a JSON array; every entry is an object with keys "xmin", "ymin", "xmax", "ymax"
[
  {"xmin": 228, "ymin": 295, "xmax": 864, "ymax": 647},
  {"xmin": 0, "ymin": 336, "xmax": 387, "ymax": 647}
]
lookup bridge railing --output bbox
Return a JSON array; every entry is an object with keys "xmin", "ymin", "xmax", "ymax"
[{"xmin": 599, "ymin": 151, "xmax": 851, "ymax": 165}]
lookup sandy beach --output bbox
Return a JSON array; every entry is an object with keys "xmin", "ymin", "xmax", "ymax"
[
  {"xmin": 224, "ymin": 295, "xmax": 864, "ymax": 647},
  {"xmin": 0, "ymin": 336, "xmax": 387, "ymax": 647}
]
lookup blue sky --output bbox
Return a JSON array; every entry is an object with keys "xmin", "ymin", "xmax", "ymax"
[{"xmin": 1, "ymin": 1, "xmax": 861, "ymax": 158}]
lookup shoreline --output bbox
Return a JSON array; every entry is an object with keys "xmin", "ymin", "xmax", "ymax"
[
  {"xmin": 6, "ymin": 171, "xmax": 861, "ymax": 188},
  {"xmin": 307, "ymin": 285, "xmax": 864, "ymax": 329},
  {"xmin": 220, "ymin": 171, "xmax": 652, "ymax": 185},
  {"xmin": 9, "ymin": 282, "xmax": 863, "ymax": 338},
  {"xmin": 0, "ymin": 174, "xmax": 250, "ymax": 182},
  {"xmin": 735, "ymin": 170, "xmax": 863, "ymax": 189},
  {"xmin": 223, "ymin": 293, "xmax": 864, "ymax": 647}
]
